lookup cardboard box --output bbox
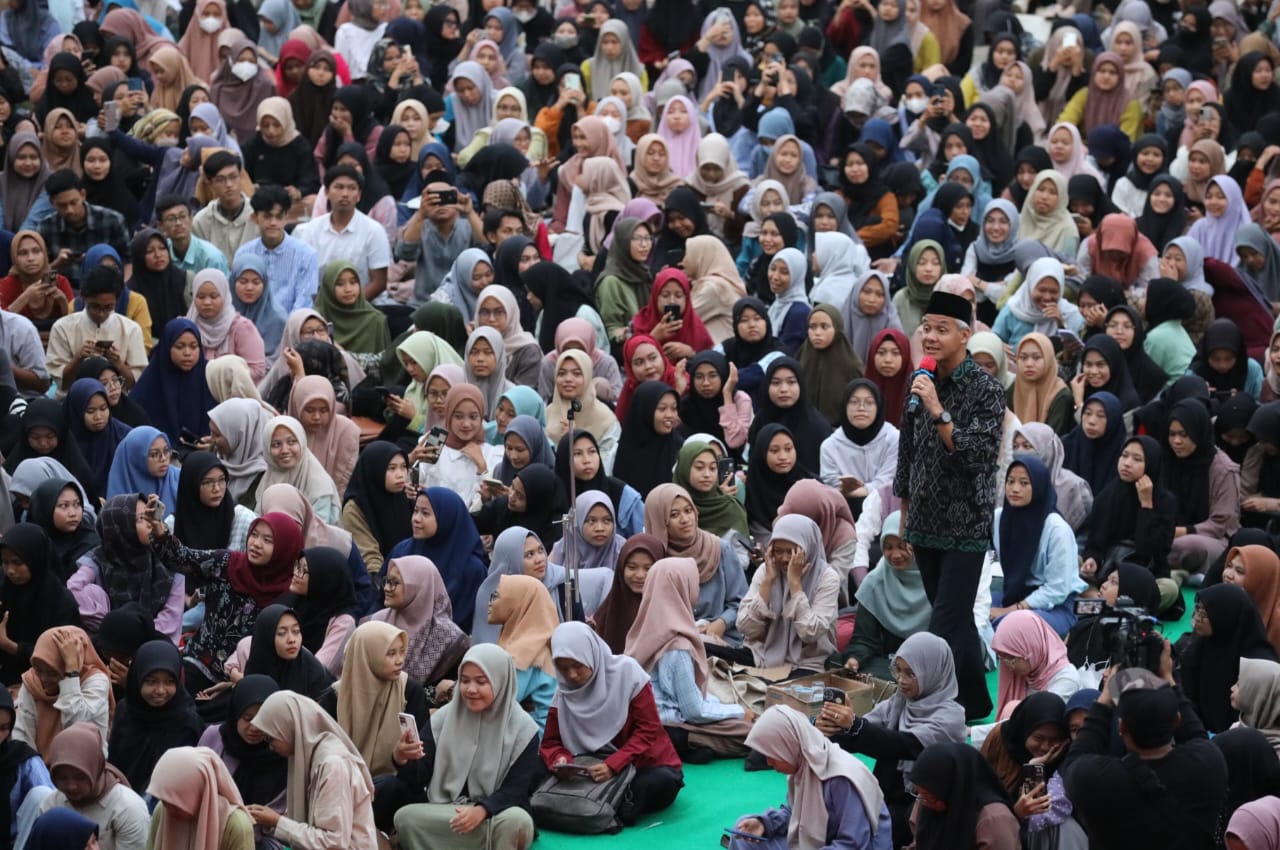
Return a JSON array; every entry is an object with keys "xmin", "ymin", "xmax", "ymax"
[{"xmin": 765, "ymin": 671, "xmax": 897, "ymax": 722}]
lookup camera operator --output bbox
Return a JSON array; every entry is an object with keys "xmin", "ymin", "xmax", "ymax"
[
  {"xmin": 1062, "ymin": 667, "xmax": 1227, "ymax": 850},
  {"xmin": 1065, "ymin": 565, "xmax": 1161, "ymax": 668}
]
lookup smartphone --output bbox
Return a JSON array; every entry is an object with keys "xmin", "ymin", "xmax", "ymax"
[
  {"xmin": 721, "ymin": 67, "xmax": 736, "ymax": 85},
  {"xmin": 149, "ymin": 498, "xmax": 166, "ymax": 523},
  {"xmin": 375, "ymin": 385, "xmax": 395, "ymax": 398},
  {"xmin": 481, "ymin": 476, "xmax": 508, "ymax": 490},
  {"xmin": 397, "ymin": 712, "xmax": 420, "ymax": 745},
  {"xmin": 45, "ymin": 269, "xmax": 57, "ymax": 287},
  {"xmin": 822, "ymin": 687, "xmax": 846, "ymax": 705},
  {"xmin": 179, "ymin": 426, "xmax": 200, "ymax": 446},
  {"xmin": 1214, "ymin": 36, "xmax": 1229, "ymax": 48},
  {"xmin": 102, "ymin": 101, "xmax": 119, "ymax": 133},
  {"xmin": 1199, "ymin": 106, "xmax": 1216, "ymax": 122},
  {"xmin": 1021, "ymin": 763, "xmax": 1046, "ymax": 797},
  {"xmin": 565, "ymin": 72, "xmax": 582, "ymax": 92},
  {"xmin": 665, "ymin": 248, "xmax": 685, "ymax": 267},
  {"xmin": 1061, "ymin": 31, "xmax": 1078, "ymax": 48},
  {"xmin": 95, "ymin": 339, "xmax": 114, "ymax": 351},
  {"xmin": 1074, "ymin": 597, "xmax": 1104, "ymax": 616},
  {"xmin": 722, "ymin": 828, "xmax": 766, "ymax": 844},
  {"xmin": 425, "ymin": 426, "xmax": 449, "ymax": 448},
  {"xmin": 765, "ymin": 71, "xmax": 780, "ymax": 86},
  {"xmin": 663, "ymin": 303, "xmax": 682, "ymax": 322},
  {"xmin": 435, "ymin": 188, "xmax": 459, "ymax": 206},
  {"xmin": 125, "ymin": 77, "xmax": 144, "ymax": 92},
  {"xmin": 409, "ymin": 464, "xmax": 421, "ymax": 488},
  {"xmin": 717, "ymin": 457, "xmax": 735, "ymax": 484}
]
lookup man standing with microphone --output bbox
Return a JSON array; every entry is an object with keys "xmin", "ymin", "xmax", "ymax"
[{"xmin": 892, "ymin": 290, "xmax": 1004, "ymax": 721}]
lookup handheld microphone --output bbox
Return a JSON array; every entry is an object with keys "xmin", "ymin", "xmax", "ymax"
[{"xmin": 905, "ymin": 355, "xmax": 937, "ymax": 416}]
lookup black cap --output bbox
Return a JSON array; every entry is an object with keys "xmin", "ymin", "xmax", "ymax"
[
  {"xmin": 1115, "ymin": 670, "xmax": 1179, "ymax": 748},
  {"xmin": 924, "ymin": 290, "xmax": 972, "ymax": 325},
  {"xmin": 423, "ymin": 169, "xmax": 452, "ymax": 187}
]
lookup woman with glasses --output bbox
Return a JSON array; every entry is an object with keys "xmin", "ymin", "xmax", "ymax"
[
  {"xmin": 471, "ymin": 285, "xmax": 541, "ymax": 387},
  {"xmin": 73, "ymin": 355, "xmax": 150, "ymax": 428},
  {"xmin": 990, "ymin": 611, "xmax": 1081, "ymax": 719},
  {"xmin": 819, "ymin": 380, "xmax": 899, "ymax": 516},
  {"xmin": 172, "ymin": 452, "xmax": 256, "ymax": 553},
  {"xmin": 368, "ymin": 555, "xmax": 469, "ymax": 687},
  {"xmin": 1181, "ymin": 584, "xmax": 1278, "ymax": 733},
  {"xmin": 105, "ymin": 425, "xmax": 181, "ymax": 508},
  {"xmin": 815, "ymin": 632, "xmax": 967, "ymax": 850}
]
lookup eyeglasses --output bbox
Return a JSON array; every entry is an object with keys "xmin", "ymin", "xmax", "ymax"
[
  {"xmin": 847, "ymin": 399, "xmax": 877, "ymax": 410},
  {"xmin": 200, "ymin": 476, "xmax": 227, "ymax": 489},
  {"xmin": 104, "ymin": 375, "xmax": 125, "ymax": 387},
  {"xmin": 211, "ymin": 173, "xmax": 240, "ymax": 186},
  {"xmin": 890, "ymin": 663, "xmax": 917, "ymax": 682},
  {"xmin": 378, "ymin": 577, "xmax": 402, "ymax": 591},
  {"xmin": 426, "ymin": 390, "xmax": 450, "ymax": 402},
  {"xmin": 478, "ymin": 307, "xmax": 507, "ymax": 320},
  {"xmin": 146, "ymin": 449, "xmax": 169, "ymax": 460},
  {"xmin": 160, "ymin": 213, "xmax": 189, "ymax": 225},
  {"xmin": 293, "ymin": 562, "xmax": 309, "ymax": 577},
  {"xmin": 632, "ymin": 234, "xmax": 653, "ymax": 244}
]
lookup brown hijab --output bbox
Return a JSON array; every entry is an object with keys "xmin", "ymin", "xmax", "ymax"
[
  {"xmin": 624, "ymin": 557, "xmax": 709, "ymax": 692},
  {"xmin": 1010, "ymin": 333, "xmax": 1070, "ymax": 426},
  {"xmin": 492, "ymin": 574, "xmax": 558, "ymax": 674},
  {"xmin": 643, "ymin": 483, "xmax": 723, "ymax": 582}
]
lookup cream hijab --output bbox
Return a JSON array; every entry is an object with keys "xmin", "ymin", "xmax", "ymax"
[
  {"xmin": 546, "ymin": 349, "xmax": 618, "ymax": 444},
  {"xmin": 335, "ymin": 621, "xmax": 408, "ymax": 778},
  {"xmin": 427, "ymin": 643, "xmax": 539, "ymax": 802},
  {"xmin": 254, "ymin": 415, "xmax": 340, "ymax": 515}
]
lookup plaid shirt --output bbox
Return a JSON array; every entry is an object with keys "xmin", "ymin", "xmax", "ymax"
[{"xmin": 36, "ymin": 204, "xmax": 129, "ymax": 289}]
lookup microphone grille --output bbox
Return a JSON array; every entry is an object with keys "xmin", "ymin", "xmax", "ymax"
[{"xmin": 918, "ymin": 355, "xmax": 937, "ymax": 371}]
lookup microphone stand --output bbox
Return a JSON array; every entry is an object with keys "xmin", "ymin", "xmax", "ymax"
[{"xmin": 561, "ymin": 401, "xmax": 582, "ymax": 621}]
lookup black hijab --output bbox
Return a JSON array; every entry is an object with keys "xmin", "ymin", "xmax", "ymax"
[
  {"xmin": 37, "ymin": 52, "xmax": 97, "ymax": 122},
  {"xmin": 1246, "ymin": 403, "xmax": 1280, "ymax": 499},
  {"xmin": 511, "ymin": 462, "xmax": 570, "ymax": 547},
  {"xmin": 1126, "ymin": 135, "xmax": 1169, "ymax": 192},
  {"xmin": 1143, "ymin": 276, "xmax": 1196, "ymax": 329},
  {"xmin": 1135, "ymin": 374, "xmax": 1211, "ymax": 446},
  {"xmin": 965, "ymin": 102, "xmax": 1013, "ymax": 191},
  {"xmin": 277, "ymin": 547, "xmax": 355, "ymax": 653},
  {"xmin": 646, "ymin": 0, "xmax": 701, "ymax": 52},
  {"xmin": 325, "ymin": 86, "xmax": 379, "ymax": 166},
  {"xmin": 1212, "ymin": 727, "xmax": 1280, "ymax": 820},
  {"xmin": 459, "ymin": 143, "xmax": 529, "ymax": 198},
  {"xmin": 1190, "ymin": 318, "xmax": 1250, "ymax": 394},
  {"xmin": 999, "ymin": 691, "xmax": 1066, "ymax": 765},
  {"xmin": 521, "ymin": 42, "xmax": 565, "ymax": 111},
  {"xmin": 840, "ymin": 143, "xmax": 890, "ymax": 230},
  {"xmin": 27, "ymin": 478, "xmax": 99, "ymax": 569},
  {"xmin": 839, "ymin": 379, "xmax": 885, "ymax": 446},
  {"xmin": 2, "ymin": 399, "xmax": 94, "ymax": 488},
  {"xmin": 1183, "ymin": 584, "xmax": 1279, "ymax": 732},
  {"xmin": 1103, "ymin": 305, "xmax": 1167, "ymax": 404},
  {"xmin": 555, "ymin": 429, "xmax": 627, "ymax": 519},
  {"xmin": 1067, "ymin": 173, "xmax": 1119, "ymax": 229},
  {"xmin": 128, "ymin": 229, "xmax": 188, "ymax": 329},
  {"xmin": 288, "ymin": 51, "xmax": 336, "ymax": 144},
  {"xmin": 423, "ymin": 5, "xmax": 463, "ymax": 89},
  {"xmin": 243, "ymin": 604, "xmax": 335, "ymax": 697},
  {"xmin": 1137, "ymin": 175, "xmax": 1188, "ymax": 251},
  {"xmin": 1173, "ymin": 7, "xmax": 1213, "ymax": 76},
  {"xmin": 652, "ymin": 187, "xmax": 709, "ymax": 272},
  {"xmin": 218, "ymin": 674, "xmax": 289, "ymax": 804},
  {"xmin": 1009, "ymin": 146, "xmax": 1052, "ymax": 210},
  {"xmin": 720, "ymin": 297, "xmax": 782, "ymax": 370},
  {"xmin": 1162, "ymin": 399, "xmax": 1218, "ymax": 526},
  {"xmin": 523, "ymin": 261, "xmax": 596, "ymax": 353},
  {"xmin": 680, "ymin": 351, "xmax": 733, "ymax": 449},
  {"xmin": 373, "ymin": 125, "xmax": 416, "ymax": 200},
  {"xmin": 1215, "ymin": 393, "xmax": 1258, "ymax": 464},
  {"xmin": 1084, "ymin": 436, "xmax": 1177, "ymax": 575},
  {"xmin": 1224, "ymin": 52, "xmax": 1280, "ymax": 136},
  {"xmin": 0, "ymin": 689, "xmax": 35, "ymax": 841},
  {"xmin": 744, "ymin": 423, "xmax": 809, "ymax": 530},
  {"xmin": 95, "ymin": 602, "xmax": 165, "ymax": 671},
  {"xmin": 0, "ymin": 524, "xmax": 80, "ymax": 680},
  {"xmin": 613, "ymin": 381, "xmax": 686, "ymax": 499},
  {"xmin": 80, "ymin": 138, "xmax": 138, "ymax": 227},
  {"xmin": 931, "ymin": 124, "xmax": 974, "ymax": 180},
  {"xmin": 1080, "ymin": 334, "xmax": 1141, "ymax": 411},
  {"xmin": 1078, "ymin": 275, "xmax": 1126, "ymax": 334},
  {"xmin": 107, "ymin": 640, "xmax": 203, "ymax": 790},
  {"xmin": 172, "ymin": 452, "xmax": 236, "ymax": 550},
  {"xmin": 745, "ymin": 357, "xmax": 833, "ymax": 472},
  {"xmin": 74, "ymin": 356, "xmax": 150, "ymax": 428},
  {"xmin": 911, "ymin": 742, "xmax": 1014, "ymax": 850},
  {"xmin": 333, "ymin": 141, "xmax": 390, "ymax": 214},
  {"xmin": 342, "ymin": 441, "xmax": 413, "ymax": 558}
]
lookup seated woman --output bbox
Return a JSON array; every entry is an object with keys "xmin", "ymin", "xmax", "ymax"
[
  {"xmin": 1018, "ymin": 170, "xmax": 1079, "ymax": 258},
  {"xmin": 1011, "ymin": 424, "xmax": 1092, "ymax": 533},
  {"xmin": 14, "ymin": 627, "xmax": 113, "ymax": 758},
  {"xmin": 1226, "ymin": 545, "xmax": 1280, "ymax": 657},
  {"xmin": 321, "ymin": 621, "xmax": 430, "ymax": 832},
  {"xmin": 645, "ymin": 484, "xmax": 747, "ymax": 645},
  {"xmin": 220, "ymin": 605, "xmax": 335, "ymax": 705},
  {"xmin": 37, "ymin": 724, "xmax": 149, "ymax": 848},
  {"xmin": 1159, "ymin": 237, "xmax": 1215, "ymax": 345},
  {"xmin": 536, "ymin": 317, "xmax": 622, "ymax": 405},
  {"xmin": 542, "ymin": 622, "xmax": 684, "ymax": 825},
  {"xmin": 1009, "ymin": 333, "xmax": 1074, "ymax": 435},
  {"xmin": 1061, "ymin": 391, "xmax": 1127, "ymax": 500},
  {"xmin": 4, "ymin": 402, "xmax": 94, "ymax": 501},
  {"xmin": 1181, "ymin": 583, "xmax": 1277, "ymax": 734},
  {"xmin": 908, "ymin": 742, "xmax": 1021, "ymax": 850},
  {"xmin": 831, "ymin": 512, "xmax": 930, "ymax": 677},
  {"xmin": 820, "ymin": 380, "xmax": 900, "ymax": 512},
  {"xmin": 105, "ymin": 425, "xmax": 180, "ymax": 508},
  {"xmin": 1080, "ymin": 436, "xmax": 1177, "ymax": 583},
  {"xmin": 1103, "ymin": 304, "xmax": 1168, "ymax": 403},
  {"xmin": 672, "ymin": 441, "xmax": 749, "ymax": 540},
  {"xmin": 341, "ymin": 441, "xmax": 413, "ymax": 578},
  {"xmin": 631, "ymin": 268, "xmax": 716, "ymax": 365},
  {"xmin": 487, "ymin": 574, "xmax": 558, "ymax": 731},
  {"xmin": 1233, "ymin": 658, "xmax": 1280, "ymax": 757},
  {"xmin": 549, "ymin": 490, "xmax": 627, "ymax": 572},
  {"xmin": 0, "ymin": 525, "xmax": 81, "ymax": 687},
  {"xmin": 745, "ymin": 425, "xmax": 811, "ymax": 540},
  {"xmin": 254, "ymin": 415, "xmax": 342, "ymax": 524},
  {"xmin": 989, "ymin": 457, "xmax": 1085, "ymax": 636},
  {"xmin": 187, "ymin": 269, "xmax": 268, "ymax": 381},
  {"xmin": 728, "ymin": 704, "xmax": 892, "ymax": 850},
  {"xmin": 106, "ymin": 640, "xmax": 203, "ymax": 792},
  {"xmin": 246, "ymin": 690, "xmax": 379, "ymax": 848},
  {"xmin": 491, "ymin": 415, "xmax": 552, "ymax": 487},
  {"xmin": 197, "ymin": 674, "xmax": 289, "ymax": 832},
  {"xmin": 735, "ymin": 515, "xmax": 841, "ymax": 673},
  {"xmin": 390, "ymin": 644, "xmax": 540, "ymax": 850},
  {"xmin": 818, "ymin": 632, "xmax": 965, "ymax": 850},
  {"xmin": 0, "ymin": 687, "xmax": 51, "ymax": 846},
  {"xmin": 387, "ymin": 487, "xmax": 489, "ymax": 633},
  {"xmin": 1072, "ymin": 334, "xmax": 1142, "ymax": 415},
  {"xmin": 545, "ymin": 351, "xmax": 621, "ymax": 471},
  {"xmin": 978, "ymin": 692, "xmax": 1084, "ymax": 847},
  {"xmin": 26, "ymin": 478, "xmax": 98, "ymax": 572},
  {"xmin": 1142, "ymin": 278, "xmax": 1197, "ymax": 386},
  {"xmin": 993, "ymin": 257, "xmax": 1085, "ymax": 349},
  {"xmin": 1189, "ymin": 319, "xmax": 1264, "ymax": 403},
  {"xmin": 629, "ymin": 556, "xmax": 752, "ymax": 757},
  {"xmin": 472, "ymin": 463, "xmax": 570, "ymax": 548},
  {"xmin": 1076, "ymin": 213, "xmax": 1160, "ymax": 298},
  {"xmin": 1162, "ymin": 399, "xmax": 1242, "ymax": 576},
  {"xmin": 369, "ymin": 556, "xmax": 469, "ymax": 687},
  {"xmin": 146, "ymin": 745, "xmax": 255, "ymax": 849},
  {"xmin": 276, "ymin": 546, "xmax": 356, "ymax": 675},
  {"xmin": 67, "ymin": 494, "xmax": 185, "ymax": 643},
  {"xmin": 287, "ymin": 375, "xmax": 361, "ymax": 496},
  {"xmin": 555, "ymin": 430, "xmax": 645, "ymax": 538},
  {"xmin": 171, "ymin": 451, "xmax": 257, "ymax": 553},
  {"xmin": 990, "ymin": 611, "xmax": 1081, "ymax": 718}
]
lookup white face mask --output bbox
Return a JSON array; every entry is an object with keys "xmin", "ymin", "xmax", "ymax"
[
  {"xmin": 513, "ymin": 7, "xmax": 535, "ymax": 22},
  {"xmin": 231, "ymin": 61, "xmax": 258, "ymax": 81},
  {"xmin": 155, "ymin": 136, "xmax": 179, "ymax": 147},
  {"xmin": 601, "ymin": 116, "xmax": 621, "ymax": 135},
  {"xmin": 904, "ymin": 96, "xmax": 928, "ymax": 113},
  {"xmin": 198, "ymin": 15, "xmax": 222, "ymax": 32}
]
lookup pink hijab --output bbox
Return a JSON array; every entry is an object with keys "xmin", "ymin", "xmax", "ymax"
[
  {"xmin": 656, "ymin": 95, "xmax": 702, "ymax": 179},
  {"xmin": 991, "ymin": 610, "xmax": 1072, "ymax": 715}
]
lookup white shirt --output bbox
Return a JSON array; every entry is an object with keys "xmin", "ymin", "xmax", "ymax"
[
  {"xmin": 334, "ymin": 21, "xmax": 387, "ymax": 81},
  {"xmin": 417, "ymin": 442, "xmax": 505, "ymax": 510},
  {"xmin": 292, "ymin": 210, "xmax": 392, "ymax": 285},
  {"xmin": 45, "ymin": 311, "xmax": 148, "ymax": 394}
]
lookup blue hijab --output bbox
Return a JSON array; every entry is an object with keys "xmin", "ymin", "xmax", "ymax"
[
  {"xmin": 401, "ymin": 141, "xmax": 455, "ymax": 204},
  {"xmin": 26, "ymin": 808, "xmax": 99, "ymax": 850},
  {"xmin": 73, "ymin": 245, "xmax": 127, "ymax": 314},
  {"xmin": 386, "ymin": 487, "xmax": 488, "ymax": 632},
  {"xmin": 1062, "ymin": 390, "xmax": 1127, "ymax": 495},
  {"xmin": 749, "ymin": 108, "xmax": 818, "ymax": 179},
  {"xmin": 860, "ymin": 118, "xmax": 905, "ymax": 164},
  {"xmin": 493, "ymin": 414, "xmax": 553, "ymax": 485},
  {"xmin": 66, "ymin": 377, "xmax": 132, "ymax": 502},
  {"xmin": 998, "ymin": 454, "xmax": 1058, "ymax": 606},
  {"xmin": 230, "ymin": 255, "xmax": 286, "ymax": 360},
  {"xmin": 128, "ymin": 318, "xmax": 216, "ymax": 446},
  {"xmin": 106, "ymin": 425, "xmax": 180, "ymax": 509}
]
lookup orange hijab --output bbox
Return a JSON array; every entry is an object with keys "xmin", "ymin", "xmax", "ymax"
[
  {"xmin": 492, "ymin": 574, "xmax": 557, "ymax": 674},
  {"xmin": 20, "ymin": 627, "xmax": 114, "ymax": 757}
]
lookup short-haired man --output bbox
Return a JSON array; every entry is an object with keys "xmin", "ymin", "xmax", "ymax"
[
  {"xmin": 0, "ymin": 309, "xmax": 50, "ymax": 396},
  {"xmin": 192, "ymin": 152, "xmax": 261, "ymax": 264},
  {"xmin": 44, "ymin": 265, "xmax": 147, "ymax": 395},
  {"xmin": 293, "ymin": 165, "xmax": 390, "ymax": 299},
  {"xmin": 394, "ymin": 173, "xmax": 475, "ymax": 306},
  {"xmin": 233, "ymin": 185, "xmax": 321, "ymax": 312},
  {"xmin": 156, "ymin": 193, "xmax": 230, "ymax": 280},
  {"xmin": 892, "ymin": 290, "xmax": 1004, "ymax": 722},
  {"xmin": 36, "ymin": 170, "xmax": 129, "ymax": 290}
]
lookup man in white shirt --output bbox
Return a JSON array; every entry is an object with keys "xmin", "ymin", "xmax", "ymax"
[
  {"xmin": 292, "ymin": 165, "xmax": 390, "ymax": 299},
  {"xmin": 0, "ymin": 309, "xmax": 50, "ymax": 397},
  {"xmin": 45, "ymin": 267, "xmax": 147, "ymax": 395}
]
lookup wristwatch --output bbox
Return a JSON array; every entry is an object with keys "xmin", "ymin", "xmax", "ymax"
[{"xmin": 933, "ymin": 410, "xmax": 952, "ymax": 425}]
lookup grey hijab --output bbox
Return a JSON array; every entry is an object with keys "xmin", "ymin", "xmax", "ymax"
[
  {"xmin": 10, "ymin": 457, "xmax": 95, "ymax": 522},
  {"xmin": 752, "ymin": 515, "xmax": 836, "ymax": 667},
  {"xmin": 548, "ymin": 622, "xmax": 649, "ymax": 753},
  {"xmin": 864, "ymin": 631, "xmax": 967, "ymax": 776}
]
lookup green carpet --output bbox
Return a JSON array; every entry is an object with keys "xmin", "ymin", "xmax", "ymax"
[{"xmin": 535, "ymin": 589, "xmax": 1199, "ymax": 848}]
